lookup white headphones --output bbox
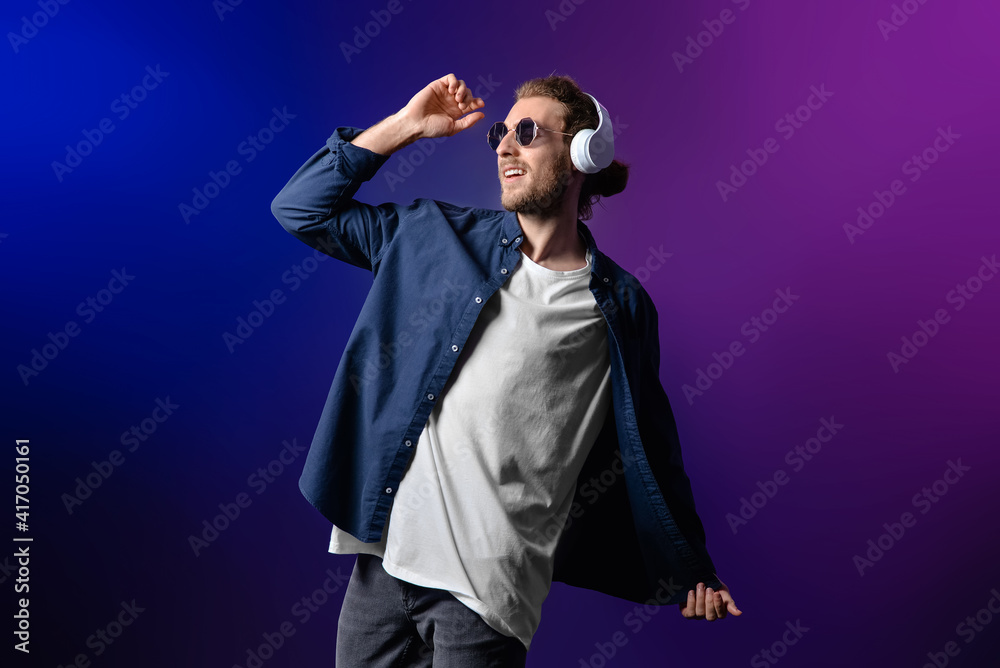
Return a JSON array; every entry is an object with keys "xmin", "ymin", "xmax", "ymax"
[{"xmin": 569, "ymin": 93, "xmax": 615, "ymax": 174}]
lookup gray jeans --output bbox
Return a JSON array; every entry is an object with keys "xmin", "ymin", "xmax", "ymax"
[{"xmin": 335, "ymin": 553, "xmax": 528, "ymax": 667}]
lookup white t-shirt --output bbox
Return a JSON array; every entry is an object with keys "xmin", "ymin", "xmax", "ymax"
[{"xmin": 329, "ymin": 239, "xmax": 611, "ymax": 650}]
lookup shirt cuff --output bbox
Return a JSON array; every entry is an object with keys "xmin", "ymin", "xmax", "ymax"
[{"xmin": 326, "ymin": 126, "xmax": 392, "ymax": 182}]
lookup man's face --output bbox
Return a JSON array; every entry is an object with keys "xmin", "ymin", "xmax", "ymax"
[{"xmin": 496, "ymin": 96, "xmax": 577, "ymax": 216}]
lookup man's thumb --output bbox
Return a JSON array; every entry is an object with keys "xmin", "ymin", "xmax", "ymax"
[{"xmin": 454, "ymin": 111, "xmax": 485, "ymax": 133}]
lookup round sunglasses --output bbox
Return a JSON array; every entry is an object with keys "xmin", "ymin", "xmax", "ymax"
[{"xmin": 487, "ymin": 117, "xmax": 573, "ymax": 151}]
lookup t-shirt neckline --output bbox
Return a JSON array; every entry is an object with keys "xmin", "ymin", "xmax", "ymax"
[{"xmin": 517, "ymin": 233, "xmax": 591, "ymax": 278}]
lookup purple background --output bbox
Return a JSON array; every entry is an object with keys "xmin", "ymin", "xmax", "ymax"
[{"xmin": 3, "ymin": 0, "xmax": 1000, "ymax": 666}]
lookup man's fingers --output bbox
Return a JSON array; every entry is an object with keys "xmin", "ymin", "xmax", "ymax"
[
  {"xmin": 714, "ymin": 589, "xmax": 728, "ymax": 620},
  {"xmin": 680, "ymin": 584, "xmax": 742, "ymax": 621},
  {"xmin": 462, "ymin": 97, "xmax": 485, "ymax": 115},
  {"xmin": 450, "ymin": 78, "xmax": 468, "ymax": 106},
  {"xmin": 457, "ymin": 83, "xmax": 481, "ymax": 116},
  {"xmin": 681, "ymin": 589, "xmax": 696, "ymax": 618},
  {"xmin": 453, "ymin": 111, "xmax": 485, "ymax": 133},
  {"xmin": 432, "ymin": 75, "xmax": 484, "ymax": 119},
  {"xmin": 722, "ymin": 592, "xmax": 743, "ymax": 616}
]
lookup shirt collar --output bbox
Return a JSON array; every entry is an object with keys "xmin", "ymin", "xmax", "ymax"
[{"xmin": 499, "ymin": 211, "xmax": 612, "ymax": 286}]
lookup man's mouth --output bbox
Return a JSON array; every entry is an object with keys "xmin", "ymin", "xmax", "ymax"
[{"xmin": 502, "ymin": 167, "xmax": 526, "ymax": 182}]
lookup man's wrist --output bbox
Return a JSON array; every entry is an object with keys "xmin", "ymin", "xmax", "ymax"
[{"xmin": 392, "ymin": 109, "xmax": 425, "ymax": 144}]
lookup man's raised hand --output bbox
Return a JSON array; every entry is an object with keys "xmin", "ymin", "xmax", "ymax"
[
  {"xmin": 351, "ymin": 73, "xmax": 486, "ymax": 156},
  {"xmin": 399, "ymin": 73, "xmax": 486, "ymax": 140}
]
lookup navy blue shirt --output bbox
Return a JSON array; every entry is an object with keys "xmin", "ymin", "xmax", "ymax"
[{"xmin": 270, "ymin": 126, "xmax": 722, "ymax": 605}]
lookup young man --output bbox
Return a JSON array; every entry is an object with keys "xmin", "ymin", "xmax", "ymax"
[{"xmin": 271, "ymin": 72, "xmax": 740, "ymax": 666}]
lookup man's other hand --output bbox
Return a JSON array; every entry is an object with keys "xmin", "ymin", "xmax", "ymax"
[{"xmin": 679, "ymin": 581, "xmax": 742, "ymax": 621}]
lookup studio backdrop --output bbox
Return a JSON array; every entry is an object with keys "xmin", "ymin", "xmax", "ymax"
[{"xmin": 3, "ymin": 0, "xmax": 999, "ymax": 666}]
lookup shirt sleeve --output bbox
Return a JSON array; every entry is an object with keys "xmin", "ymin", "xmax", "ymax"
[{"xmin": 270, "ymin": 126, "xmax": 402, "ymax": 272}]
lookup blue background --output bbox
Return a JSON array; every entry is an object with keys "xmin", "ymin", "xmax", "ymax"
[{"xmin": 3, "ymin": 0, "xmax": 1000, "ymax": 666}]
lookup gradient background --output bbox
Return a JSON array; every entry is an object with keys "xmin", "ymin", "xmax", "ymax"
[{"xmin": 3, "ymin": 0, "xmax": 1000, "ymax": 666}]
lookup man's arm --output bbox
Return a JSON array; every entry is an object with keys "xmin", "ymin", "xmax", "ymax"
[
  {"xmin": 350, "ymin": 112, "xmax": 422, "ymax": 156},
  {"xmin": 270, "ymin": 73, "xmax": 485, "ymax": 270}
]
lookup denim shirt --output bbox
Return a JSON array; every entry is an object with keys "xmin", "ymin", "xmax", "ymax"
[{"xmin": 270, "ymin": 126, "xmax": 722, "ymax": 606}]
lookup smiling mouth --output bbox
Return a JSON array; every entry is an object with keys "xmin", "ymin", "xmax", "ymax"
[{"xmin": 502, "ymin": 167, "xmax": 526, "ymax": 183}]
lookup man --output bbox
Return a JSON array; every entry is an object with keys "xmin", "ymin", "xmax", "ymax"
[{"xmin": 271, "ymin": 72, "xmax": 740, "ymax": 666}]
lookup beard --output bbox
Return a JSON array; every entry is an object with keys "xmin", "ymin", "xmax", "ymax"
[{"xmin": 500, "ymin": 151, "xmax": 575, "ymax": 217}]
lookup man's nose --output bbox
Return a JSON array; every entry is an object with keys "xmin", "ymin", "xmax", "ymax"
[{"xmin": 496, "ymin": 129, "xmax": 519, "ymax": 157}]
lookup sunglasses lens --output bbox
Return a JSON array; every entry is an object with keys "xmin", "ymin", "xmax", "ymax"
[
  {"xmin": 516, "ymin": 119, "xmax": 536, "ymax": 147},
  {"xmin": 487, "ymin": 122, "xmax": 506, "ymax": 150},
  {"xmin": 487, "ymin": 119, "xmax": 537, "ymax": 150}
]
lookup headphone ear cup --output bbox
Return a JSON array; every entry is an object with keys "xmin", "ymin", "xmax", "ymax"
[
  {"xmin": 572, "ymin": 94, "xmax": 614, "ymax": 174},
  {"xmin": 571, "ymin": 128, "xmax": 599, "ymax": 174}
]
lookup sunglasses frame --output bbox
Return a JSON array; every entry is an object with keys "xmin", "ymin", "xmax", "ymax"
[{"xmin": 487, "ymin": 117, "xmax": 574, "ymax": 151}]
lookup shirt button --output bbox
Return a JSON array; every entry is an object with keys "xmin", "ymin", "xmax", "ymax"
[
  {"xmin": 451, "ymin": 344, "xmax": 458, "ymax": 352},
  {"xmin": 603, "ymin": 277, "xmax": 610, "ymax": 283},
  {"xmin": 475, "ymin": 297, "xmax": 482, "ymax": 304},
  {"xmin": 427, "ymin": 393, "xmax": 435, "ymax": 401},
  {"xmin": 385, "ymin": 487, "xmax": 393, "ymax": 494},
  {"xmin": 404, "ymin": 439, "xmax": 412, "ymax": 447},
  {"xmin": 502, "ymin": 238, "xmax": 508, "ymax": 244},
  {"xmin": 501, "ymin": 268, "xmax": 508, "ymax": 274},
  {"xmin": 515, "ymin": 236, "xmax": 521, "ymax": 242}
]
